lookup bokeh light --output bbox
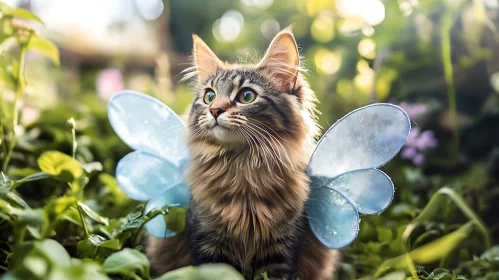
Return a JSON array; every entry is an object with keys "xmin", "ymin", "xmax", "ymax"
[
  {"xmin": 314, "ymin": 48, "xmax": 342, "ymax": 75},
  {"xmin": 399, "ymin": 1, "xmax": 414, "ymax": 16},
  {"xmin": 311, "ymin": 12, "xmax": 334, "ymax": 43},
  {"xmin": 135, "ymin": 0, "xmax": 164, "ymax": 20},
  {"xmin": 354, "ymin": 59, "xmax": 375, "ymax": 94},
  {"xmin": 213, "ymin": 10, "xmax": 244, "ymax": 42},
  {"xmin": 490, "ymin": 72, "xmax": 499, "ymax": 93},
  {"xmin": 358, "ymin": 38, "xmax": 376, "ymax": 59},
  {"xmin": 336, "ymin": 0, "xmax": 385, "ymax": 26},
  {"xmin": 261, "ymin": 18, "xmax": 280, "ymax": 40},
  {"xmin": 240, "ymin": 0, "xmax": 274, "ymax": 9}
]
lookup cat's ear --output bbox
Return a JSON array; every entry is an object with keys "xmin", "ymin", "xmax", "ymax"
[
  {"xmin": 192, "ymin": 34, "xmax": 223, "ymax": 83},
  {"xmin": 259, "ymin": 28, "xmax": 300, "ymax": 91}
]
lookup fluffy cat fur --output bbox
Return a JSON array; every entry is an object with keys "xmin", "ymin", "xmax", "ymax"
[{"xmin": 146, "ymin": 27, "xmax": 340, "ymax": 279}]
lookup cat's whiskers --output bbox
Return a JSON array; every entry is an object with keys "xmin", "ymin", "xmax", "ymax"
[
  {"xmin": 243, "ymin": 125, "xmax": 281, "ymax": 172},
  {"xmin": 245, "ymin": 123, "xmax": 290, "ymax": 170},
  {"xmin": 236, "ymin": 127, "xmax": 257, "ymax": 167},
  {"xmin": 247, "ymin": 117, "xmax": 291, "ymax": 140},
  {"xmin": 245, "ymin": 122, "xmax": 292, "ymax": 166},
  {"xmin": 240, "ymin": 126, "xmax": 270, "ymax": 169}
]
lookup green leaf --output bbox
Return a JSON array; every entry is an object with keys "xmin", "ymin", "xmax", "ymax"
[
  {"xmin": 11, "ymin": 172, "xmax": 51, "ymax": 189},
  {"xmin": 77, "ymin": 202, "xmax": 109, "ymax": 226},
  {"xmin": 8, "ymin": 239, "xmax": 109, "ymax": 280},
  {"xmin": 5, "ymin": 192, "xmax": 30, "ymax": 209},
  {"xmin": 45, "ymin": 196, "xmax": 77, "ymax": 216},
  {"xmin": 0, "ymin": 172, "xmax": 12, "ymax": 197},
  {"xmin": 377, "ymin": 228, "xmax": 393, "ymax": 243},
  {"xmin": 377, "ymin": 271, "xmax": 406, "ymax": 280},
  {"xmin": 10, "ymin": 8, "xmax": 44, "ymax": 24},
  {"xmin": 376, "ymin": 222, "xmax": 475, "ymax": 277},
  {"xmin": 103, "ymin": 248, "xmax": 151, "ymax": 279},
  {"xmin": 481, "ymin": 246, "xmax": 499, "ymax": 261},
  {"xmin": 405, "ymin": 187, "xmax": 491, "ymax": 248},
  {"xmin": 10, "ymin": 239, "xmax": 71, "ymax": 268},
  {"xmin": 27, "ymin": 36, "xmax": 60, "ymax": 66},
  {"xmin": 155, "ymin": 264, "xmax": 244, "ymax": 280},
  {"xmin": 114, "ymin": 205, "xmax": 146, "ymax": 245},
  {"xmin": 81, "ymin": 162, "xmax": 103, "ymax": 174},
  {"xmin": 37, "ymin": 238, "xmax": 71, "ymax": 265},
  {"xmin": 47, "ymin": 259, "xmax": 109, "ymax": 280},
  {"xmin": 37, "ymin": 151, "xmax": 83, "ymax": 182},
  {"xmin": 77, "ymin": 235, "xmax": 120, "ymax": 259},
  {"xmin": 164, "ymin": 207, "xmax": 186, "ymax": 233},
  {"xmin": 0, "ymin": 65, "xmax": 16, "ymax": 89},
  {"xmin": 17, "ymin": 208, "xmax": 45, "ymax": 228}
]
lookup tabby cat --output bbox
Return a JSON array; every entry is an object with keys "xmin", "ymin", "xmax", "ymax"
[{"xmin": 146, "ymin": 28, "xmax": 339, "ymax": 279}]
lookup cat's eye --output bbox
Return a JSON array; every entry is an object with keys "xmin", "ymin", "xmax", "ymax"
[
  {"xmin": 203, "ymin": 90, "xmax": 216, "ymax": 105},
  {"xmin": 237, "ymin": 88, "xmax": 257, "ymax": 104}
]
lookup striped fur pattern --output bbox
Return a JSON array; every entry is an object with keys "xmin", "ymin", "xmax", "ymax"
[{"xmin": 147, "ymin": 28, "xmax": 340, "ymax": 279}]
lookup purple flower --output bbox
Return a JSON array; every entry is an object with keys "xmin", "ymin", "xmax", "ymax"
[
  {"xmin": 96, "ymin": 68, "xmax": 124, "ymax": 101},
  {"xmin": 401, "ymin": 127, "xmax": 438, "ymax": 165},
  {"xmin": 399, "ymin": 102, "xmax": 427, "ymax": 120}
]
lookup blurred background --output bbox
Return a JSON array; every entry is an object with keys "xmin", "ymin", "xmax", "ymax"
[{"xmin": 2, "ymin": 0, "xmax": 499, "ymax": 279}]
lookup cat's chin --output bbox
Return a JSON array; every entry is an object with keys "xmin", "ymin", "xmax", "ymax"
[{"xmin": 211, "ymin": 125, "xmax": 244, "ymax": 146}]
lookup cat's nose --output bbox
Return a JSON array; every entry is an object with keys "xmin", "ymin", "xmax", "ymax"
[{"xmin": 210, "ymin": 107, "xmax": 225, "ymax": 119}]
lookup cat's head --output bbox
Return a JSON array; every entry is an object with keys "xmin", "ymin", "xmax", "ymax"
[{"xmin": 186, "ymin": 28, "xmax": 318, "ymax": 164}]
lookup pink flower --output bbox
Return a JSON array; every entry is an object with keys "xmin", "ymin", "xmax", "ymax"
[
  {"xmin": 21, "ymin": 107, "xmax": 40, "ymax": 125},
  {"xmin": 401, "ymin": 127, "xmax": 438, "ymax": 165},
  {"xmin": 96, "ymin": 68, "xmax": 124, "ymax": 101},
  {"xmin": 399, "ymin": 102, "xmax": 427, "ymax": 120}
]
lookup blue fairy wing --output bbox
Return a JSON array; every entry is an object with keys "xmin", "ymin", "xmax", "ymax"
[
  {"xmin": 108, "ymin": 90, "xmax": 189, "ymax": 165},
  {"xmin": 145, "ymin": 181, "xmax": 190, "ymax": 238},
  {"xmin": 307, "ymin": 187, "xmax": 359, "ymax": 249},
  {"xmin": 116, "ymin": 151, "xmax": 191, "ymax": 238},
  {"xmin": 307, "ymin": 104, "xmax": 410, "ymax": 248},
  {"xmin": 312, "ymin": 169, "xmax": 393, "ymax": 215},
  {"xmin": 115, "ymin": 151, "xmax": 186, "ymax": 201},
  {"xmin": 308, "ymin": 103, "xmax": 410, "ymax": 179}
]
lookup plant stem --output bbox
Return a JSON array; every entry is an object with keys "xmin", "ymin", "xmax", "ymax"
[
  {"xmin": 13, "ymin": 225, "xmax": 26, "ymax": 246},
  {"xmin": 2, "ymin": 46, "xmax": 27, "ymax": 172},
  {"xmin": 71, "ymin": 127, "xmax": 77, "ymax": 158},
  {"xmin": 77, "ymin": 203, "xmax": 90, "ymax": 238},
  {"xmin": 441, "ymin": 13, "xmax": 459, "ymax": 160}
]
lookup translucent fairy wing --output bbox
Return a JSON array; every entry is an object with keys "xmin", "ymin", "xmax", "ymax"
[
  {"xmin": 116, "ymin": 151, "xmax": 186, "ymax": 201},
  {"xmin": 145, "ymin": 181, "xmax": 190, "ymax": 238},
  {"xmin": 108, "ymin": 90, "xmax": 189, "ymax": 165},
  {"xmin": 307, "ymin": 104, "xmax": 410, "ymax": 248},
  {"xmin": 307, "ymin": 187, "xmax": 359, "ymax": 249},
  {"xmin": 312, "ymin": 169, "xmax": 393, "ymax": 215},
  {"xmin": 308, "ymin": 104, "xmax": 410, "ymax": 179}
]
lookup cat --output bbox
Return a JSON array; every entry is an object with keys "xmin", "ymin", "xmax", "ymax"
[{"xmin": 146, "ymin": 27, "xmax": 340, "ymax": 280}]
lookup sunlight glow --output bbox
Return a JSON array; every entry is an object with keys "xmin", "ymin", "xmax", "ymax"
[
  {"xmin": 240, "ymin": 0, "xmax": 273, "ymax": 9},
  {"xmin": 314, "ymin": 48, "xmax": 342, "ymax": 75},
  {"xmin": 354, "ymin": 59, "xmax": 375, "ymax": 94},
  {"xmin": 311, "ymin": 12, "xmax": 335, "ymax": 43},
  {"xmin": 213, "ymin": 10, "xmax": 244, "ymax": 42},
  {"xmin": 135, "ymin": 0, "xmax": 164, "ymax": 20},
  {"xmin": 358, "ymin": 38, "xmax": 376, "ymax": 59},
  {"xmin": 261, "ymin": 18, "xmax": 280, "ymax": 39},
  {"xmin": 399, "ymin": 1, "xmax": 414, "ymax": 16},
  {"xmin": 336, "ymin": 0, "xmax": 385, "ymax": 26}
]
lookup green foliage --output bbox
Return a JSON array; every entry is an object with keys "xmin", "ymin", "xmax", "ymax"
[
  {"xmin": 26, "ymin": 37, "xmax": 60, "ymax": 66},
  {"xmin": 164, "ymin": 207, "xmax": 186, "ymax": 234},
  {"xmin": 102, "ymin": 248, "xmax": 151, "ymax": 279},
  {"xmin": 1, "ymin": 1, "xmax": 499, "ymax": 280},
  {"xmin": 38, "ymin": 151, "xmax": 83, "ymax": 183}
]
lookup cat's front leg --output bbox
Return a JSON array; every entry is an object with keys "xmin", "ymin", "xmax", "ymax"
[
  {"xmin": 146, "ymin": 232, "xmax": 193, "ymax": 275},
  {"xmin": 252, "ymin": 241, "xmax": 301, "ymax": 280},
  {"xmin": 296, "ymin": 224, "xmax": 341, "ymax": 280}
]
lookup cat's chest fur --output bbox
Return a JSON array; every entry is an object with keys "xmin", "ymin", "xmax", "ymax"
[{"xmin": 185, "ymin": 151, "xmax": 310, "ymax": 269}]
